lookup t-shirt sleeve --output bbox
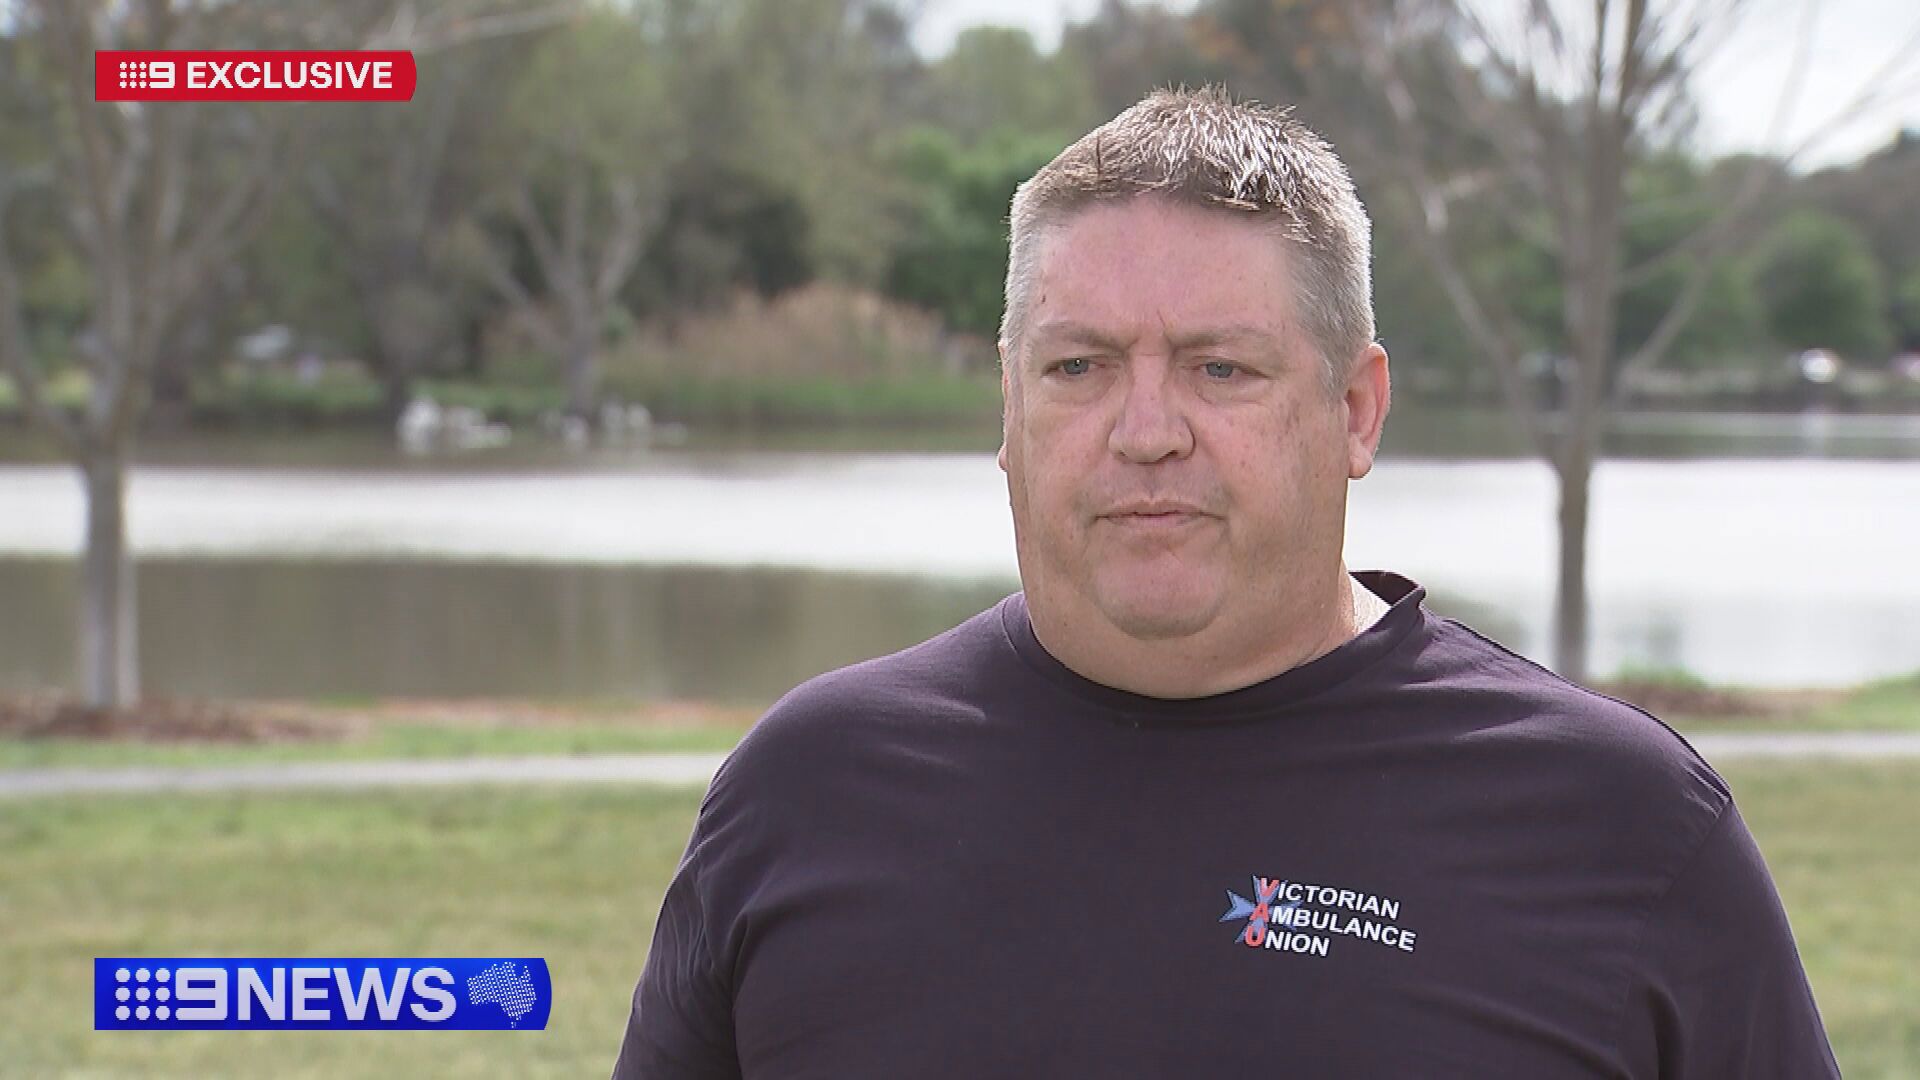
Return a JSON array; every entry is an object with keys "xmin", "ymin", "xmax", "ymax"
[
  {"xmin": 1624, "ymin": 801, "xmax": 1839, "ymax": 1079},
  {"xmin": 611, "ymin": 814, "xmax": 741, "ymax": 1080}
]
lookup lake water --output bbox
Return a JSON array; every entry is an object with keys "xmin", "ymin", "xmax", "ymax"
[{"xmin": 1, "ymin": 410, "xmax": 1916, "ymax": 698}]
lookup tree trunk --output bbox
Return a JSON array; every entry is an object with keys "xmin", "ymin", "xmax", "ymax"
[
  {"xmin": 147, "ymin": 358, "xmax": 193, "ymax": 430},
  {"xmin": 80, "ymin": 447, "xmax": 139, "ymax": 707},
  {"xmin": 565, "ymin": 322, "xmax": 599, "ymax": 419},
  {"xmin": 1552, "ymin": 458, "xmax": 1592, "ymax": 684},
  {"xmin": 380, "ymin": 361, "xmax": 415, "ymax": 424}
]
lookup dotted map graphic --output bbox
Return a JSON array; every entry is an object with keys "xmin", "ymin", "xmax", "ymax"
[{"xmin": 465, "ymin": 962, "xmax": 540, "ymax": 1028}]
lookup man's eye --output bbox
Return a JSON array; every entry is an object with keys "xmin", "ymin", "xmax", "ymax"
[
  {"xmin": 1201, "ymin": 360, "xmax": 1237, "ymax": 379},
  {"xmin": 1056, "ymin": 358, "xmax": 1091, "ymax": 376}
]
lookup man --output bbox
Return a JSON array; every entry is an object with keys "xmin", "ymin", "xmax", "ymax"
[{"xmin": 614, "ymin": 88, "xmax": 1836, "ymax": 1078}]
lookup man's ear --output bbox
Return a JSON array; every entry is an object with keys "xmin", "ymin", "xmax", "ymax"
[
  {"xmin": 1343, "ymin": 342, "xmax": 1391, "ymax": 479},
  {"xmin": 998, "ymin": 343, "xmax": 1013, "ymax": 473}
]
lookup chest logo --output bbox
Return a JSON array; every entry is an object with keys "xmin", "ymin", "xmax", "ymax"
[{"xmin": 1220, "ymin": 876, "xmax": 1419, "ymax": 958}]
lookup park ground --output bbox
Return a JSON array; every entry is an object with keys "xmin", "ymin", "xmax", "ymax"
[
  {"xmin": 0, "ymin": 674, "xmax": 1915, "ymax": 1076},
  {"xmin": 3, "ymin": 670, "xmax": 1916, "ymax": 770}
]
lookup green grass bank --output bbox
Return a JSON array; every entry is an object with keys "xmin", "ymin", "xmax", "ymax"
[{"xmin": 0, "ymin": 761, "xmax": 1912, "ymax": 1076}]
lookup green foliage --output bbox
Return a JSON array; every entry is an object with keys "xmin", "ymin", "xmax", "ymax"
[
  {"xmin": 1754, "ymin": 210, "xmax": 1893, "ymax": 359},
  {"xmin": 17, "ymin": 245, "xmax": 90, "ymax": 358},
  {"xmin": 5, "ymin": 0, "xmax": 1918, "ymax": 424},
  {"xmin": 1611, "ymin": 663, "xmax": 1712, "ymax": 691},
  {"xmin": 1367, "ymin": 193, "xmax": 1488, "ymax": 396},
  {"xmin": 629, "ymin": 372, "xmax": 1001, "ymax": 426},
  {"xmin": 884, "ymin": 126, "xmax": 1068, "ymax": 338},
  {"xmin": 1063, "ymin": 0, "xmax": 1229, "ymax": 116},
  {"xmin": 628, "ymin": 162, "xmax": 815, "ymax": 321},
  {"xmin": 499, "ymin": 10, "xmax": 673, "ymax": 182},
  {"xmin": 1406, "ymin": 156, "xmax": 1779, "ymax": 384},
  {"xmin": 923, "ymin": 26, "xmax": 1099, "ymax": 141},
  {"xmin": 672, "ymin": 0, "xmax": 919, "ymax": 285},
  {"xmin": 1614, "ymin": 157, "xmax": 1768, "ymax": 371},
  {"xmin": 234, "ymin": 191, "xmax": 369, "ymax": 361},
  {"xmin": 1893, "ymin": 267, "xmax": 1920, "ymax": 349},
  {"xmin": 0, "ymin": 368, "xmax": 90, "ymax": 413},
  {"xmin": 602, "ymin": 281, "xmax": 1001, "ymax": 423},
  {"xmin": 190, "ymin": 367, "xmax": 385, "ymax": 425},
  {"xmin": 413, "ymin": 378, "xmax": 569, "ymax": 421}
]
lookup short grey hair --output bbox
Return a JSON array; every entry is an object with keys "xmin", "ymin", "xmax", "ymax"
[{"xmin": 999, "ymin": 86, "xmax": 1375, "ymax": 390}]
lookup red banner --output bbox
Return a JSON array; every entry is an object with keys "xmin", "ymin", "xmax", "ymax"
[{"xmin": 96, "ymin": 51, "xmax": 416, "ymax": 102}]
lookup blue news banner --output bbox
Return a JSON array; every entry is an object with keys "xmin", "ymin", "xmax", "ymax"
[{"xmin": 95, "ymin": 958, "xmax": 551, "ymax": 1031}]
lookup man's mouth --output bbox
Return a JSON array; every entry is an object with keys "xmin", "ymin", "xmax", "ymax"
[{"xmin": 1102, "ymin": 508, "xmax": 1210, "ymax": 529}]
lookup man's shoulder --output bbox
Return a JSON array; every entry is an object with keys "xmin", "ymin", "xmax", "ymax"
[
  {"xmin": 706, "ymin": 598, "xmax": 1016, "ymax": 789},
  {"xmin": 772, "ymin": 597, "xmax": 1012, "ymax": 721},
  {"xmin": 1416, "ymin": 614, "xmax": 1732, "ymax": 824}
]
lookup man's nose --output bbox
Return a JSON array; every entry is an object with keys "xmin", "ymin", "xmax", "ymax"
[{"xmin": 1108, "ymin": 360, "xmax": 1194, "ymax": 463}]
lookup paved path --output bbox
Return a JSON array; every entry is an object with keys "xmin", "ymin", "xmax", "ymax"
[
  {"xmin": 1687, "ymin": 732, "xmax": 1920, "ymax": 760},
  {"xmin": 3, "ymin": 734, "xmax": 1918, "ymax": 799}
]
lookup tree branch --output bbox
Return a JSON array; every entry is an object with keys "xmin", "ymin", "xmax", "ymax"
[
  {"xmin": 1353, "ymin": 13, "xmax": 1552, "ymax": 457},
  {"xmin": 593, "ymin": 176, "xmax": 651, "ymax": 307},
  {"xmin": 1775, "ymin": 14, "xmax": 1920, "ymax": 166},
  {"xmin": 511, "ymin": 183, "xmax": 565, "ymax": 288},
  {"xmin": 469, "ymin": 228, "xmax": 565, "ymax": 355},
  {"xmin": 371, "ymin": 1, "xmax": 586, "ymax": 55}
]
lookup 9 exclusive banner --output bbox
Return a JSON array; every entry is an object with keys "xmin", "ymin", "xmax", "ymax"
[
  {"xmin": 95, "ymin": 51, "xmax": 417, "ymax": 102},
  {"xmin": 94, "ymin": 958, "xmax": 550, "ymax": 1031}
]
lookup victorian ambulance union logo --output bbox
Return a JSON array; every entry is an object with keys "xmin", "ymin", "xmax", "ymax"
[{"xmin": 1220, "ymin": 876, "xmax": 1419, "ymax": 958}]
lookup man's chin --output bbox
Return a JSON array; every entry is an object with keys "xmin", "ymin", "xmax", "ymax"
[{"xmin": 1091, "ymin": 583, "xmax": 1221, "ymax": 641}]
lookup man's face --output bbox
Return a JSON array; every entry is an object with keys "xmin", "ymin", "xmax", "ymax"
[{"xmin": 1000, "ymin": 198, "xmax": 1377, "ymax": 646}]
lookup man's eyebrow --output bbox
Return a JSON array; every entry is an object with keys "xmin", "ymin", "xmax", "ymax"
[
  {"xmin": 1027, "ymin": 320, "xmax": 1283, "ymax": 353},
  {"xmin": 1168, "ymin": 324, "xmax": 1283, "ymax": 350},
  {"xmin": 1026, "ymin": 320, "xmax": 1130, "ymax": 352}
]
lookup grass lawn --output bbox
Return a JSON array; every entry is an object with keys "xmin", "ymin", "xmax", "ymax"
[
  {"xmin": 0, "ymin": 785, "xmax": 701, "ymax": 1078},
  {"xmin": 0, "ymin": 699, "xmax": 757, "ymax": 770},
  {"xmin": 0, "ymin": 761, "xmax": 1913, "ymax": 1077},
  {"xmin": 1622, "ymin": 671, "xmax": 1920, "ymax": 734},
  {"xmin": 3, "ymin": 670, "xmax": 1915, "ymax": 773},
  {"xmin": 1731, "ymin": 762, "xmax": 1920, "ymax": 1078},
  {"xmin": 0, "ymin": 720, "xmax": 748, "ymax": 770}
]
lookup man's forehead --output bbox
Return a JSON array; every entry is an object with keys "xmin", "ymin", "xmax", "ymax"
[
  {"xmin": 1024, "ymin": 201, "xmax": 1298, "ymax": 348},
  {"xmin": 1027, "ymin": 318, "xmax": 1285, "ymax": 353}
]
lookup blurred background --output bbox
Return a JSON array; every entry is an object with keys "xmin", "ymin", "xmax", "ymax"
[{"xmin": 1, "ymin": 0, "xmax": 1916, "ymax": 1076}]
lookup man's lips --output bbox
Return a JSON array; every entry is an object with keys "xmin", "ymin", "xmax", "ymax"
[{"xmin": 1099, "ymin": 506, "xmax": 1214, "ymax": 528}]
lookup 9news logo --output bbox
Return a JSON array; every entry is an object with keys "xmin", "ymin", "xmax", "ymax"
[{"xmin": 95, "ymin": 958, "xmax": 550, "ymax": 1031}]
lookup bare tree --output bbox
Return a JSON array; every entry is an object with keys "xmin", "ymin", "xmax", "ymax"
[
  {"xmin": 465, "ymin": 9, "xmax": 680, "ymax": 418},
  {"xmin": 0, "ymin": 0, "xmax": 579, "ymax": 708},
  {"xmin": 0, "ymin": 1, "xmax": 290, "ymax": 707},
  {"xmin": 1320, "ymin": 0, "xmax": 1920, "ymax": 676},
  {"xmin": 302, "ymin": 51, "xmax": 490, "ymax": 418}
]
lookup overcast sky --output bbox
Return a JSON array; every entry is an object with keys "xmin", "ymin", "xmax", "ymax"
[{"xmin": 912, "ymin": 0, "xmax": 1920, "ymax": 169}]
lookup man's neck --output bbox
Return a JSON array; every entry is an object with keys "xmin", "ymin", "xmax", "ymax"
[
  {"xmin": 1029, "ymin": 572, "xmax": 1388, "ymax": 700},
  {"xmin": 1349, "ymin": 572, "xmax": 1392, "ymax": 635}
]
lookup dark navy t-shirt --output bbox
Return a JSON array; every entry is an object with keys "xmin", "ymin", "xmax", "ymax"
[{"xmin": 613, "ymin": 573, "xmax": 1836, "ymax": 1078}]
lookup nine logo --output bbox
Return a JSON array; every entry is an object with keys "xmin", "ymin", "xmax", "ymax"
[{"xmin": 94, "ymin": 958, "xmax": 550, "ymax": 1031}]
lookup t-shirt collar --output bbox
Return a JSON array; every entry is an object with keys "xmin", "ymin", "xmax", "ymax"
[{"xmin": 998, "ymin": 571, "xmax": 1429, "ymax": 724}]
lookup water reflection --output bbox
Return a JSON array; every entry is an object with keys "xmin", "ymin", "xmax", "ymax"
[
  {"xmin": 2, "ymin": 409, "xmax": 1916, "ymax": 695},
  {"xmin": 0, "ymin": 554, "xmax": 1911, "ymax": 698},
  {"xmin": 0, "ymin": 558, "xmax": 1016, "ymax": 703}
]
